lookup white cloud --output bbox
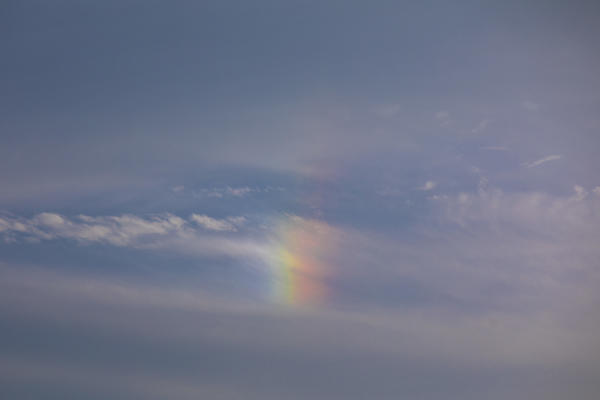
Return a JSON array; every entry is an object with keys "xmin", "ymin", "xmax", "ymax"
[
  {"xmin": 573, "ymin": 185, "xmax": 588, "ymax": 202},
  {"xmin": 197, "ymin": 186, "xmax": 255, "ymax": 198},
  {"xmin": 419, "ymin": 181, "xmax": 436, "ymax": 191},
  {"xmin": 35, "ymin": 212, "xmax": 66, "ymax": 227},
  {"xmin": 190, "ymin": 214, "xmax": 245, "ymax": 232},
  {"xmin": 0, "ymin": 212, "xmax": 241, "ymax": 245},
  {"xmin": 226, "ymin": 216, "xmax": 247, "ymax": 226},
  {"xmin": 524, "ymin": 154, "xmax": 563, "ymax": 168},
  {"xmin": 79, "ymin": 214, "xmax": 187, "ymax": 246},
  {"xmin": 2, "ymin": 212, "xmax": 272, "ymax": 265}
]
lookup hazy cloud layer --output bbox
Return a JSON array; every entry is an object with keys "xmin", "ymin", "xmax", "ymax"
[
  {"xmin": 2, "ymin": 1, "xmax": 599, "ymax": 398},
  {"xmin": 2, "ymin": 182, "xmax": 600, "ymax": 398}
]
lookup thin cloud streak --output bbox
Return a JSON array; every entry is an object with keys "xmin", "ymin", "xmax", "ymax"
[{"xmin": 524, "ymin": 154, "xmax": 563, "ymax": 168}]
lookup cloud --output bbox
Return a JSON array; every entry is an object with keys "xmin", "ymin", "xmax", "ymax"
[
  {"xmin": 35, "ymin": 212, "xmax": 67, "ymax": 227},
  {"xmin": 2, "ymin": 184, "xmax": 600, "ymax": 399},
  {"xmin": 573, "ymin": 185, "xmax": 588, "ymax": 201},
  {"xmin": 419, "ymin": 181, "xmax": 436, "ymax": 191},
  {"xmin": 471, "ymin": 119, "xmax": 490, "ymax": 134},
  {"xmin": 74, "ymin": 214, "xmax": 187, "ymax": 245},
  {"xmin": 0, "ymin": 212, "xmax": 276, "ymax": 276},
  {"xmin": 330, "ymin": 183, "xmax": 600, "ymax": 333},
  {"xmin": 524, "ymin": 154, "xmax": 563, "ymax": 168},
  {"xmin": 2, "ymin": 258, "xmax": 600, "ymax": 400},
  {"xmin": 2, "ymin": 259, "xmax": 597, "ymax": 368},
  {"xmin": 437, "ymin": 185, "xmax": 600, "ymax": 237},
  {"xmin": 0, "ymin": 212, "xmax": 254, "ymax": 253},
  {"xmin": 190, "ymin": 214, "xmax": 246, "ymax": 232},
  {"xmin": 195, "ymin": 186, "xmax": 255, "ymax": 199}
]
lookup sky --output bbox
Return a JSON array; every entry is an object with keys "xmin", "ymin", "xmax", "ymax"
[{"xmin": 1, "ymin": 1, "xmax": 600, "ymax": 399}]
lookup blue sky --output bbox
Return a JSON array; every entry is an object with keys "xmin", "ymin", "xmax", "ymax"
[{"xmin": 2, "ymin": 1, "xmax": 600, "ymax": 399}]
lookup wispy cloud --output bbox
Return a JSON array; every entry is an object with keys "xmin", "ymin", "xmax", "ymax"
[
  {"xmin": 0, "ymin": 212, "xmax": 257, "ymax": 257},
  {"xmin": 437, "ymin": 184, "xmax": 599, "ymax": 236},
  {"xmin": 418, "ymin": 181, "xmax": 436, "ymax": 191},
  {"xmin": 195, "ymin": 186, "xmax": 255, "ymax": 199},
  {"xmin": 524, "ymin": 154, "xmax": 563, "ymax": 168},
  {"xmin": 190, "ymin": 214, "xmax": 246, "ymax": 232}
]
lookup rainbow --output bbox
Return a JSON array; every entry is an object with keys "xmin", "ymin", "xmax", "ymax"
[{"xmin": 267, "ymin": 215, "xmax": 335, "ymax": 307}]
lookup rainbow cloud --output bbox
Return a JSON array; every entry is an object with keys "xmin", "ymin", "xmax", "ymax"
[{"xmin": 267, "ymin": 216, "xmax": 337, "ymax": 307}]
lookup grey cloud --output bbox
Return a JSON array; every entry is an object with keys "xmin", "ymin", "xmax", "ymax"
[
  {"xmin": 1, "ymin": 182, "xmax": 600, "ymax": 399},
  {"xmin": 1, "ymin": 263, "xmax": 599, "ymax": 400}
]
